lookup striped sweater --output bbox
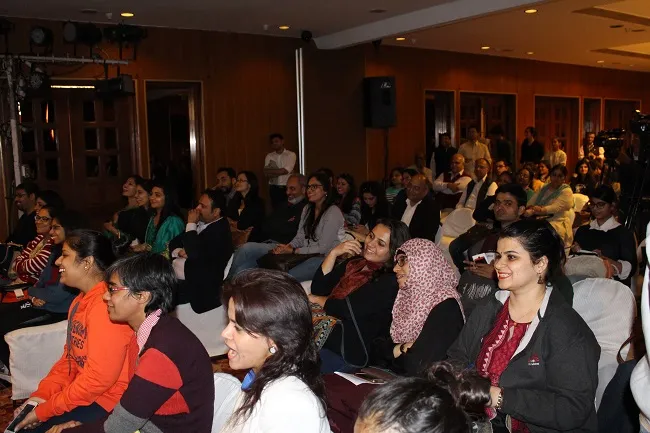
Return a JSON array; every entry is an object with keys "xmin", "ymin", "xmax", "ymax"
[{"xmin": 14, "ymin": 234, "xmax": 54, "ymax": 284}]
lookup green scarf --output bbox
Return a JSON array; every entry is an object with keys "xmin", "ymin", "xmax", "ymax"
[{"xmin": 534, "ymin": 183, "xmax": 570, "ymax": 207}]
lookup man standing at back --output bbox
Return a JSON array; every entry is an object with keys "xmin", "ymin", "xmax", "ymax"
[
  {"xmin": 458, "ymin": 127, "xmax": 491, "ymax": 176},
  {"xmin": 264, "ymin": 133, "xmax": 296, "ymax": 210}
]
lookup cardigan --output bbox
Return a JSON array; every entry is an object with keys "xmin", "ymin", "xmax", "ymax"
[
  {"xmin": 447, "ymin": 288, "xmax": 599, "ymax": 433},
  {"xmin": 289, "ymin": 205, "xmax": 344, "ymax": 255},
  {"xmin": 68, "ymin": 314, "xmax": 214, "ymax": 433},
  {"xmin": 311, "ymin": 262, "xmax": 398, "ymax": 367}
]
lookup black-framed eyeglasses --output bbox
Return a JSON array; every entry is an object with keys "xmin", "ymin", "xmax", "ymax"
[
  {"xmin": 306, "ymin": 184, "xmax": 323, "ymax": 191},
  {"xmin": 588, "ymin": 201, "xmax": 608, "ymax": 210}
]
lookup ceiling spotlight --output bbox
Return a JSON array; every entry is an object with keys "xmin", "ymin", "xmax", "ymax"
[
  {"xmin": 120, "ymin": 12, "xmax": 134, "ymax": 18},
  {"xmin": 395, "ymin": 37, "xmax": 406, "ymax": 41},
  {"xmin": 525, "ymin": 9, "xmax": 538, "ymax": 14},
  {"xmin": 29, "ymin": 26, "xmax": 54, "ymax": 53},
  {"xmin": 597, "ymin": 60, "xmax": 605, "ymax": 63},
  {"xmin": 526, "ymin": 51, "xmax": 534, "ymax": 55},
  {"xmin": 104, "ymin": 24, "xmax": 147, "ymax": 60},
  {"xmin": 481, "ymin": 46, "xmax": 490, "ymax": 50},
  {"xmin": 278, "ymin": 25, "xmax": 290, "ymax": 30}
]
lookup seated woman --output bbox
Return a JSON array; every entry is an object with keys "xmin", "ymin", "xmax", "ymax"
[
  {"xmin": 0, "ymin": 209, "xmax": 84, "ymax": 370},
  {"xmin": 570, "ymin": 158, "xmax": 596, "ymax": 197},
  {"xmin": 220, "ymin": 269, "xmax": 330, "ymax": 433},
  {"xmin": 1, "ymin": 206, "xmax": 56, "ymax": 303},
  {"xmin": 308, "ymin": 219, "xmax": 410, "ymax": 373},
  {"xmin": 104, "ymin": 175, "xmax": 149, "ymax": 247},
  {"xmin": 536, "ymin": 160, "xmax": 552, "ymax": 185},
  {"xmin": 523, "ymin": 163, "xmax": 544, "ymax": 192},
  {"xmin": 516, "ymin": 167, "xmax": 535, "ymax": 203},
  {"xmin": 229, "ymin": 171, "xmax": 344, "ymax": 282},
  {"xmin": 131, "ymin": 180, "xmax": 184, "ymax": 257},
  {"xmin": 50, "ymin": 253, "xmax": 215, "ymax": 432},
  {"xmin": 524, "ymin": 164, "xmax": 574, "ymax": 247},
  {"xmin": 374, "ymin": 238, "xmax": 464, "ymax": 376},
  {"xmin": 34, "ymin": 190, "xmax": 65, "ymax": 213},
  {"xmin": 334, "ymin": 173, "xmax": 361, "ymax": 227},
  {"xmin": 355, "ymin": 362, "xmax": 489, "ymax": 433},
  {"xmin": 14, "ymin": 230, "xmax": 138, "ymax": 433},
  {"xmin": 226, "ymin": 170, "xmax": 265, "ymax": 231},
  {"xmin": 385, "ymin": 167, "xmax": 404, "ymax": 205},
  {"xmin": 572, "ymin": 185, "xmax": 637, "ymax": 286},
  {"xmin": 447, "ymin": 219, "xmax": 600, "ymax": 433},
  {"xmin": 351, "ymin": 181, "xmax": 391, "ymax": 237}
]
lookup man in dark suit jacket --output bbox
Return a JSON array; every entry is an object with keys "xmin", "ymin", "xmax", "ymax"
[
  {"xmin": 392, "ymin": 173, "xmax": 440, "ymax": 242},
  {"xmin": 170, "ymin": 189, "xmax": 233, "ymax": 313}
]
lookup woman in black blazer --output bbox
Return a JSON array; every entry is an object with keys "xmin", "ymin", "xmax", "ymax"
[{"xmin": 226, "ymin": 170, "xmax": 265, "ymax": 230}]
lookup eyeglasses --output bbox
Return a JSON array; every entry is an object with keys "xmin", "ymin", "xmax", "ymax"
[
  {"xmin": 306, "ymin": 184, "xmax": 323, "ymax": 191},
  {"xmin": 35, "ymin": 216, "xmax": 52, "ymax": 222},
  {"xmin": 395, "ymin": 255, "xmax": 408, "ymax": 267},
  {"xmin": 107, "ymin": 285, "xmax": 130, "ymax": 294},
  {"xmin": 50, "ymin": 224, "xmax": 62, "ymax": 231},
  {"xmin": 588, "ymin": 201, "xmax": 608, "ymax": 210},
  {"xmin": 236, "ymin": 179, "xmax": 249, "ymax": 184}
]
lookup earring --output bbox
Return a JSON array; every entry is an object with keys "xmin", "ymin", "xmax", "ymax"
[
  {"xmin": 537, "ymin": 273, "xmax": 544, "ymax": 285},
  {"xmin": 269, "ymin": 346, "xmax": 277, "ymax": 355},
  {"xmin": 84, "ymin": 266, "xmax": 89, "ymax": 271}
]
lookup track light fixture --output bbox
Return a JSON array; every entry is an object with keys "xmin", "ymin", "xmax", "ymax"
[
  {"xmin": 63, "ymin": 21, "xmax": 103, "ymax": 56},
  {"xmin": 103, "ymin": 24, "xmax": 147, "ymax": 60}
]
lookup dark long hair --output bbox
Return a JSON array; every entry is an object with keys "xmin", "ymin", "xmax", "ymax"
[
  {"xmin": 358, "ymin": 361, "xmax": 489, "ymax": 433},
  {"xmin": 149, "ymin": 179, "xmax": 182, "ymax": 227},
  {"xmin": 573, "ymin": 158, "xmax": 594, "ymax": 183},
  {"xmin": 500, "ymin": 219, "xmax": 565, "ymax": 285},
  {"xmin": 237, "ymin": 170, "xmax": 260, "ymax": 200},
  {"xmin": 335, "ymin": 173, "xmax": 357, "ymax": 214},
  {"xmin": 223, "ymin": 269, "xmax": 326, "ymax": 423},
  {"xmin": 65, "ymin": 230, "xmax": 117, "ymax": 273},
  {"xmin": 374, "ymin": 218, "xmax": 410, "ymax": 269},
  {"xmin": 304, "ymin": 172, "xmax": 336, "ymax": 241},
  {"xmin": 359, "ymin": 181, "xmax": 391, "ymax": 228}
]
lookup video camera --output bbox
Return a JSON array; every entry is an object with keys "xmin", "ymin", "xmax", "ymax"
[{"xmin": 595, "ymin": 128, "xmax": 626, "ymax": 161}]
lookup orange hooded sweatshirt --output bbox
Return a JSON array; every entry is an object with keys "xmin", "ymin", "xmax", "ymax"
[{"xmin": 31, "ymin": 281, "xmax": 138, "ymax": 422}]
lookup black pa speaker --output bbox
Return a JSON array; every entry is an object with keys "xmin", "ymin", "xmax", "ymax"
[{"xmin": 363, "ymin": 76, "xmax": 396, "ymax": 128}]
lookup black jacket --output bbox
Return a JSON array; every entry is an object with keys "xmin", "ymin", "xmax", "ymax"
[
  {"xmin": 169, "ymin": 218, "xmax": 233, "ymax": 313},
  {"xmin": 250, "ymin": 198, "xmax": 307, "ymax": 244},
  {"xmin": 463, "ymin": 176, "xmax": 493, "ymax": 209},
  {"xmin": 520, "ymin": 139, "xmax": 545, "ymax": 164},
  {"xmin": 226, "ymin": 193, "xmax": 265, "ymax": 230},
  {"xmin": 392, "ymin": 193, "xmax": 440, "ymax": 242},
  {"xmin": 6, "ymin": 211, "xmax": 36, "ymax": 247},
  {"xmin": 447, "ymin": 288, "xmax": 599, "ymax": 433},
  {"xmin": 312, "ymin": 261, "xmax": 398, "ymax": 367}
]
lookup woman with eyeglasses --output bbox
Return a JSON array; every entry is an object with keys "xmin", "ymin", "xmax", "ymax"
[
  {"xmin": 309, "ymin": 219, "xmax": 410, "ymax": 373},
  {"xmin": 229, "ymin": 171, "xmax": 344, "ymax": 282},
  {"xmin": 0, "ymin": 209, "xmax": 84, "ymax": 371},
  {"xmin": 226, "ymin": 171, "xmax": 265, "ymax": 231},
  {"xmin": 1, "ymin": 206, "xmax": 57, "ymax": 303},
  {"xmin": 352, "ymin": 181, "xmax": 391, "ymax": 237},
  {"xmin": 571, "ymin": 185, "xmax": 637, "ymax": 286},
  {"xmin": 373, "ymin": 238, "xmax": 463, "ymax": 376},
  {"xmin": 524, "ymin": 164, "xmax": 574, "ymax": 247},
  {"xmin": 13, "ymin": 230, "xmax": 137, "ymax": 433}
]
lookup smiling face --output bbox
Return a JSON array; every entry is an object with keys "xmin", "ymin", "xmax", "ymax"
[
  {"xmin": 578, "ymin": 163, "xmax": 589, "ymax": 176},
  {"xmin": 494, "ymin": 237, "xmax": 547, "ymax": 291},
  {"xmin": 103, "ymin": 271, "xmax": 146, "ymax": 324},
  {"xmin": 221, "ymin": 298, "xmax": 273, "ymax": 372},
  {"xmin": 55, "ymin": 242, "xmax": 88, "ymax": 289},
  {"xmin": 135, "ymin": 185, "xmax": 150, "ymax": 207},
  {"xmin": 35, "ymin": 208, "xmax": 53, "ymax": 236},
  {"xmin": 393, "ymin": 252, "xmax": 409, "ymax": 289},
  {"xmin": 306, "ymin": 177, "xmax": 326, "ymax": 204},
  {"xmin": 538, "ymin": 163, "xmax": 549, "ymax": 177},
  {"xmin": 122, "ymin": 177, "xmax": 137, "ymax": 197},
  {"xmin": 15, "ymin": 188, "xmax": 35, "ymax": 212},
  {"xmin": 235, "ymin": 174, "xmax": 250, "ymax": 194},
  {"xmin": 49, "ymin": 217, "xmax": 66, "ymax": 245},
  {"xmin": 149, "ymin": 187, "xmax": 166, "ymax": 210},
  {"xmin": 406, "ymin": 175, "xmax": 428, "ymax": 203},
  {"xmin": 336, "ymin": 178, "xmax": 350, "ymax": 196},
  {"xmin": 363, "ymin": 224, "xmax": 391, "ymax": 264}
]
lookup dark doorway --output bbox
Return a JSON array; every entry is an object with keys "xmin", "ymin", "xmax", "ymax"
[
  {"xmin": 145, "ymin": 82, "xmax": 203, "ymax": 209},
  {"xmin": 424, "ymin": 90, "xmax": 455, "ymax": 169}
]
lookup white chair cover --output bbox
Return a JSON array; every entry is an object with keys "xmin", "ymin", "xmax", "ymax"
[
  {"xmin": 211, "ymin": 373, "xmax": 241, "ymax": 433},
  {"xmin": 572, "ymin": 277, "xmax": 636, "ymax": 408},
  {"xmin": 441, "ymin": 207, "xmax": 476, "ymax": 238},
  {"xmin": 5, "ymin": 320, "xmax": 67, "ymax": 400},
  {"xmin": 301, "ymin": 280, "xmax": 312, "ymax": 295},
  {"xmin": 574, "ymin": 193, "xmax": 589, "ymax": 212}
]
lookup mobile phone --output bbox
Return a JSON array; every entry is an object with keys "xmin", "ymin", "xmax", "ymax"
[
  {"xmin": 5, "ymin": 401, "xmax": 37, "ymax": 433},
  {"xmin": 472, "ymin": 254, "xmax": 487, "ymax": 265},
  {"xmin": 354, "ymin": 372, "xmax": 386, "ymax": 384}
]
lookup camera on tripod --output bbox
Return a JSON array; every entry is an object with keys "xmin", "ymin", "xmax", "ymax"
[{"xmin": 595, "ymin": 128, "xmax": 626, "ymax": 161}]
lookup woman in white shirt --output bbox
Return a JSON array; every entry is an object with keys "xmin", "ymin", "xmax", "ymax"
[
  {"xmin": 544, "ymin": 137, "xmax": 567, "ymax": 168},
  {"xmin": 220, "ymin": 269, "xmax": 331, "ymax": 433}
]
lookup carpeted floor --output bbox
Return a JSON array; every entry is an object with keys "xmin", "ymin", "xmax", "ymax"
[{"xmin": 0, "ymin": 356, "xmax": 244, "ymax": 429}]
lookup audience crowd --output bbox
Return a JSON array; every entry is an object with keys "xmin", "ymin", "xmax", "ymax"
[{"xmin": 0, "ymin": 127, "xmax": 647, "ymax": 433}]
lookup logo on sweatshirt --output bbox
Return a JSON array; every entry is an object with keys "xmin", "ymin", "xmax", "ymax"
[{"xmin": 528, "ymin": 354, "xmax": 540, "ymax": 366}]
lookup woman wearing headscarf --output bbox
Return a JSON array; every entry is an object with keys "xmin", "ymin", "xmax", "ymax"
[{"xmin": 374, "ymin": 238, "xmax": 464, "ymax": 376}]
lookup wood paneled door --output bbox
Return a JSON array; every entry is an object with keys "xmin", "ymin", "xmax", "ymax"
[
  {"xmin": 535, "ymin": 96, "xmax": 579, "ymax": 168},
  {"xmin": 604, "ymin": 99, "xmax": 640, "ymax": 131},
  {"xmin": 18, "ymin": 88, "xmax": 135, "ymax": 228}
]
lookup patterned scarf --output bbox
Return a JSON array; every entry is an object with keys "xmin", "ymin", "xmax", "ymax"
[
  {"xmin": 390, "ymin": 238, "xmax": 463, "ymax": 344},
  {"xmin": 329, "ymin": 257, "xmax": 383, "ymax": 300},
  {"xmin": 534, "ymin": 183, "xmax": 570, "ymax": 207}
]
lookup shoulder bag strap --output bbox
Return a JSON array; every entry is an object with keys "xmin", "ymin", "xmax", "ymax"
[{"xmin": 338, "ymin": 297, "xmax": 369, "ymax": 369}]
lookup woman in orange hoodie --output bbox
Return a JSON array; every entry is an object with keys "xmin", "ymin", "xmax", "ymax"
[{"xmin": 14, "ymin": 230, "xmax": 138, "ymax": 433}]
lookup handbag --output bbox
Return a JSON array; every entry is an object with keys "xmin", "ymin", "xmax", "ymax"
[{"xmin": 257, "ymin": 252, "xmax": 321, "ymax": 273}]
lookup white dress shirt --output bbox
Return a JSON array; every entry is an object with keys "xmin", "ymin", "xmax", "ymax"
[
  {"xmin": 456, "ymin": 176, "xmax": 497, "ymax": 210},
  {"xmin": 265, "ymin": 148, "xmax": 297, "ymax": 186},
  {"xmin": 400, "ymin": 199, "xmax": 422, "ymax": 227},
  {"xmin": 432, "ymin": 170, "xmax": 472, "ymax": 195},
  {"xmin": 458, "ymin": 141, "xmax": 491, "ymax": 176}
]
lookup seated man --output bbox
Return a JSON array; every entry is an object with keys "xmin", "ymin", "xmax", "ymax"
[
  {"xmin": 170, "ymin": 189, "xmax": 233, "ymax": 313},
  {"xmin": 249, "ymin": 174, "xmax": 308, "ymax": 244},
  {"xmin": 0, "ymin": 182, "xmax": 38, "ymax": 275},
  {"xmin": 455, "ymin": 158, "xmax": 497, "ymax": 211},
  {"xmin": 408, "ymin": 152, "xmax": 433, "ymax": 186},
  {"xmin": 455, "ymin": 184, "xmax": 526, "ymax": 315},
  {"xmin": 432, "ymin": 154, "xmax": 472, "ymax": 212},
  {"xmin": 53, "ymin": 253, "xmax": 215, "ymax": 432},
  {"xmin": 212, "ymin": 166, "xmax": 237, "ymax": 206},
  {"xmin": 393, "ymin": 173, "xmax": 440, "ymax": 242}
]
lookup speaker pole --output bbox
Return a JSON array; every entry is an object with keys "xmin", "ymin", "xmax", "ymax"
[{"xmin": 383, "ymin": 128, "xmax": 390, "ymax": 185}]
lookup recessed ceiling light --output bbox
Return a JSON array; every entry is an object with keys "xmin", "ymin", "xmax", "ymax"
[
  {"xmin": 120, "ymin": 12, "xmax": 134, "ymax": 17},
  {"xmin": 597, "ymin": 60, "xmax": 605, "ymax": 63},
  {"xmin": 369, "ymin": 8, "xmax": 387, "ymax": 13},
  {"xmin": 278, "ymin": 25, "xmax": 290, "ymax": 30},
  {"xmin": 525, "ymin": 9, "xmax": 538, "ymax": 14},
  {"xmin": 481, "ymin": 46, "xmax": 491, "ymax": 50},
  {"xmin": 526, "ymin": 51, "xmax": 534, "ymax": 55},
  {"xmin": 629, "ymin": 64, "xmax": 635, "ymax": 67},
  {"xmin": 395, "ymin": 37, "xmax": 406, "ymax": 41}
]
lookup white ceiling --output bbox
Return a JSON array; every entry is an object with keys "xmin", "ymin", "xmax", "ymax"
[{"xmin": 2, "ymin": 0, "xmax": 650, "ymax": 72}]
